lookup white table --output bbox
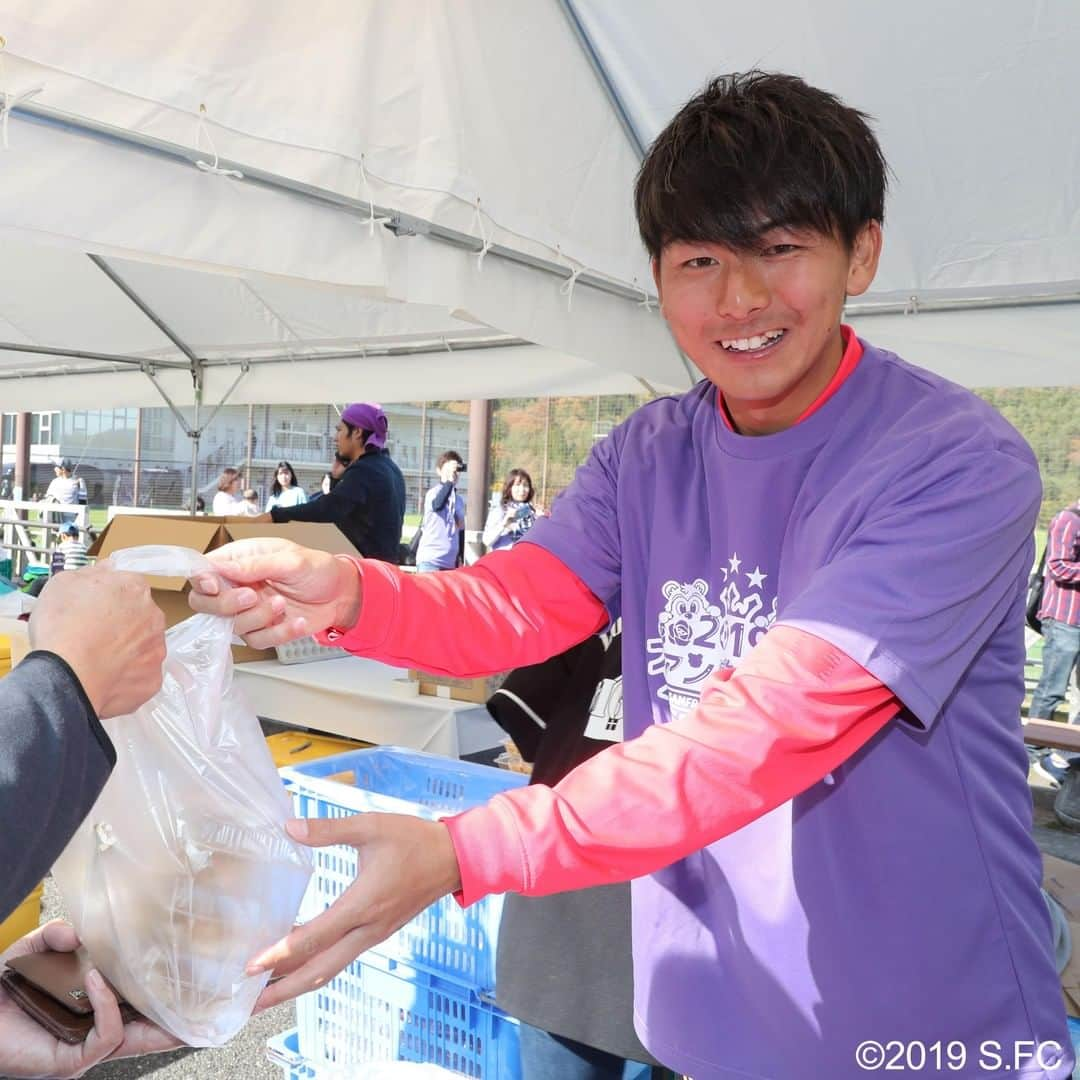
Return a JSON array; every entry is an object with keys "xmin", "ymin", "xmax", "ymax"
[{"xmin": 233, "ymin": 655, "xmax": 504, "ymax": 758}]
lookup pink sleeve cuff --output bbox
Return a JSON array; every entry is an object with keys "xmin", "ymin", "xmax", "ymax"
[
  {"xmin": 313, "ymin": 557, "xmax": 397, "ymax": 651},
  {"xmin": 444, "ymin": 800, "xmax": 530, "ymax": 906}
]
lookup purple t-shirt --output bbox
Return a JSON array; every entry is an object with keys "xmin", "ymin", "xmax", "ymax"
[{"xmin": 526, "ymin": 341, "xmax": 1070, "ymax": 1079}]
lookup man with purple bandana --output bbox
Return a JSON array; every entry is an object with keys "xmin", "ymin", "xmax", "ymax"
[{"xmin": 262, "ymin": 402, "xmax": 405, "ymax": 563}]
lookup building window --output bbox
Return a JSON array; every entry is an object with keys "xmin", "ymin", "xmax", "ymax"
[{"xmin": 31, "ymin": 412, "xmax": 58, "ymax": 443}]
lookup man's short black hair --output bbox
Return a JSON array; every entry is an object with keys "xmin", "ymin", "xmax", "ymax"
[
  {"xmin": 436, "ymin": 450, "xmax": 464, "ymax": 470},
  {"xmin": 635, "ymin": 71, "xmax": 888, "ymax": 258}
]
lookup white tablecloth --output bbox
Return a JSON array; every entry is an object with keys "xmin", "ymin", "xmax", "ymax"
[{"xmin": 233, "ymin": 655, "xmax": 504, "ymax": 758}]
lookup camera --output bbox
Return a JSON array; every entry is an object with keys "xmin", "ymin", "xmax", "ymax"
[{"xmin": 456, "ymin": 462, "xmax": 467, "ymax": 473}]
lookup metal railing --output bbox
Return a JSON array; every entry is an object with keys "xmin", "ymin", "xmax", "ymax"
[{"xmin": 0, "ymin": 500, "xmax": 90, "ymax": 580}]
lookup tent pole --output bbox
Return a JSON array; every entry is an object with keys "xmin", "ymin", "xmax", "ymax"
[
  {"xmin": 556, "ymin": 0, "xmax": 648, "ymax": 159},
  {"xmin": 191, "ymin": 389, "xmax": 201, "ymax": 515}
]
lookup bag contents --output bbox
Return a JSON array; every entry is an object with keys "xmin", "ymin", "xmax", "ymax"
[{"xmin": 52, "ymin": 545, "xmax": 313, "ymax": 1046}]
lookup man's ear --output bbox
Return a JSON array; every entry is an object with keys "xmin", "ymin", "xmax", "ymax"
[
  {"xmin": 846, "ymin": 222, "xmax": 883, "ymax": 298},
  {"xmin": 651, "ymin": 256, "xmax": 663, "ymax": 304}
]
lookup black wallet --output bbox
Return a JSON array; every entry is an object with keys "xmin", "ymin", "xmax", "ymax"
[{"xmin": 0, "ymin": 949, "xmax": 143, "ymax": 1044}]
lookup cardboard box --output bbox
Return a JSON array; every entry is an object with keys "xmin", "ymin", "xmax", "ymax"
[
  {"xmin": 89, "ymin": 515, "xmax": 361, "ymax": 663},
  {"xmin": 408, "ymin": 669, "xmax": 507, "ymax": 704}
]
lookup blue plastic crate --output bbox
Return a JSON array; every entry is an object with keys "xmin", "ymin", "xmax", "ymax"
[
  {"xmin": 283, "ymin": 953, "xmax": 520, "ymax": 1079},
  {"xmin": 281, "ymin": 747, "xmax": 527, "ymax": 990},
  {"xmin": 267, "ymin": 1026, "xmax": 473, "ymax": 1079}
]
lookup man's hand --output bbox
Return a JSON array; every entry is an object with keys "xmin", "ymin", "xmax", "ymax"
[
  {"xmin": 246, "ymin": 814, "xmax": 462, "ymax": 1010},
  {"xmin": 29, "ymin": 565, "xmax": 167, "ymax": 719},
  {"xmin": 438, "ymin": 461, "xmax": 461, "ymax": 484},
  {"xmin": 188, "ymin": 538, "xmax": 362, "ymax": 649},
  {"xmin": 0, "ymin": 921, "xmax": 181, "ymax": 1078}
]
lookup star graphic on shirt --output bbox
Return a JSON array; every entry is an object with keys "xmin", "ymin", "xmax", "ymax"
[
  {"xmin": 728, "ymin": 553, "xmax": 742, "ymax": 574},
  {"xmin": 746, "ymin": 566, "xmax": 767, "ymax": 589}
]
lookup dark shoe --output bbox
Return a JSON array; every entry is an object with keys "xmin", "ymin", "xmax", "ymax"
[
  {"xmin": 1054, "ymin": 767, "xmax": 1080, "ymax": 829},
  {"xmin": 1034, "ymin": 752, "xmax": 1070, "ymax": 788}
]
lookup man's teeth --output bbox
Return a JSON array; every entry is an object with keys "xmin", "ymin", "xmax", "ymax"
[{"xmin": 720, "ymin": 330, "xmax": 784, "ymax": 352}]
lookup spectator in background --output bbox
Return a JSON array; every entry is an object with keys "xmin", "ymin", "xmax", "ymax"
[
  {"xmin": 58, "ymin": 523, "xmax": 90, "ymax": 571},
  {"xmin": 240, "ymin": 489, "xmax": 263, "ymax": 517},
  {"xmin": 416, "ymin": 452, "xmax": 465, "ymax": 572},
  {"xmin": 1028, "ymin": 499, "xmax": 1080, "ymax": 822},
  {"xmin": 211, "ymin": 468, "xmax": 245, "ymax": 516},
  {"xmin": 43, "ymin": 460, "xmax": 80, "ymax": 524},
  {"xmin": 266, "ymin": 462, "xmax": 308, "ymax": 512},
  {"xmin": 482, "ymin": 468, "xmax": 542, "ymax": 553}
]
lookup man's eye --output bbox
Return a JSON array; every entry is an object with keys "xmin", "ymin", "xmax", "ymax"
[
  {"xmin": 684, "ymin": 256, "xmax": 717, "ymax": 268},
  {"xmin": 762, "ymin": 244, "xmax": 799, "ymax": 256}
]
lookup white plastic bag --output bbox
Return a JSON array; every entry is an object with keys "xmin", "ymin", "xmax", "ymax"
[{"xmin": 52, "ymin": 545, "xmax": 313, "ymax": 1046}]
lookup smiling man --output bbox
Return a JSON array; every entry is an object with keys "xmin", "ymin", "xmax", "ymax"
[{"xmin": 189, "ymin": 74, "xmax": 1068, "ymax": 1078}]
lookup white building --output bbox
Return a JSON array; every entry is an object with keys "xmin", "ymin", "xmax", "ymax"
[{"xmin": 2, "ymin": 403, "xmax": 469, "ymax": 512}]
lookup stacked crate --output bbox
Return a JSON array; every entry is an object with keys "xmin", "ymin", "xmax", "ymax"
[{"xmin": 270, "ymin": 747, "xmax": 528, "ymax": 1079}]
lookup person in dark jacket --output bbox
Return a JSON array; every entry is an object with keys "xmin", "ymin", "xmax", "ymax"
[
  {"xmin": 259, "ymin": 404, "xmax": 405, "ymax": 562},
  {"xmin": 0, "ymin": 564, "xmax": 177, "ymax": 1075}
]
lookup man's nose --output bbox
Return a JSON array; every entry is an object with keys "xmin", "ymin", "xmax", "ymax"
[{"xmin": 715, "ymin": 259, "xmax": 769, "ymax": 320}]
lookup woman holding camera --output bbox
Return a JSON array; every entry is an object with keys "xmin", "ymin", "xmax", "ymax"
[{"xmin": 483, "ymin": 468, "xmax": 542, "ymax": 553}]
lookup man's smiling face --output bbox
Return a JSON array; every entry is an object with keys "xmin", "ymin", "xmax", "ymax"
[{"xmin": 653, "ymin": 221, "xmax": 881, "ymax": 435}]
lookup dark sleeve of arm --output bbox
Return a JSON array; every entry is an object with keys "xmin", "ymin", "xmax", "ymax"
[
  {"xmin": 486, "ymin": 643, "xmax": 590, "ymax": 761},
  {"xmin": 0, "ymin": 652, "xmax": 115, "ymax": 920},
  {"xmin": 430, "ymin": 481, "xmax": 454, "ymax": 513},
  {"xmin": 270, "ymin": 493, "xmax": 339, "ymax": 524}
]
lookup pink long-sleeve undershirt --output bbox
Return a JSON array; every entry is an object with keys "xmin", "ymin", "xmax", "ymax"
[{"xmin": 317, "ymin": 545, "xmax": 900, "ymax": 903}]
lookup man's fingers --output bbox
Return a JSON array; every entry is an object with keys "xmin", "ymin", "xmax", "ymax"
[
  {"xmin": 247, "ymin": 868, "xmax": 382, "ymax": 976},
  {"xmin": 285, "ymin": 814, "xmax": 377, "ymax": 849},
  {"xmin": 188, "ymin": 584, "xmax": 258, "ymax": 616},
  {"xmin": 37, "ymin": 920, "xmax": 80, "ymax": 954},
  {"xmin": 252, "ymin": 927, "xmax": 373, "ymax": 1010},
  {"xmin": 238, "ymin": 617, "xmax": 310, "ymax": 650},
  {"xmin": 79, "ymin": 969, "xmax": 124, "ymax": 1063},
  {"xmin": 205, "ymin": 539, "xmax": 306, "ymax": 583}
]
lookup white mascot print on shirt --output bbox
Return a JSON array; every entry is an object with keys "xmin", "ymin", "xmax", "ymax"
[{"xmin": 646, "ymin": 553, "xmax": 777, "ymax": 722}]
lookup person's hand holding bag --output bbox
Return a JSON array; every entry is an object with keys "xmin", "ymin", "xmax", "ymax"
[
  {"xmin": 0, "ymin": 921, "xmax": 180, "ymax": 1078},
  {"xmin": 188, "ymin": 538, "xmax": 362, "ymax": 648},
  {"xmin": 29, "ymin": 564, "xmax": 167, "ymax": 719}
]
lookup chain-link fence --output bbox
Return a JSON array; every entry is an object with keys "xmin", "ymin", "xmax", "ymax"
[{"xmin": 6, "ymin": 387, "xmax": 1074, "ymax": 529}]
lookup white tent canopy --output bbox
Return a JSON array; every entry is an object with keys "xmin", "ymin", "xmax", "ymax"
[
  {"xmin": 573, "ymin": 0, "xmax": 1080, "ymax": 387},
  {"xmin": 0, "ymin": 0, "xmax": 1076, "ymax": 416}
]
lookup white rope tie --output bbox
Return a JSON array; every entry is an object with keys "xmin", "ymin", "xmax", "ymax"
[
  {"xmin": 559, "ymin": 266, "xmax": 585, "ymax": 311},
  {"xmin": 0, "ymin": 84, "xmax": 45, "ymax": 150},
  {"xmin": 194, "ymin": 105, "xmax": 243, "ymax": 179},
  {"xmin": 904, "ymin": 294, "xmax": 920, "ymax": 316},
  {"xmin": 471, "ymin": 200, "xmax": 494, "ymax": 270},
  {"xmin": 359, "ymin": 154, "xmax": 376, "ymax": 236}
]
